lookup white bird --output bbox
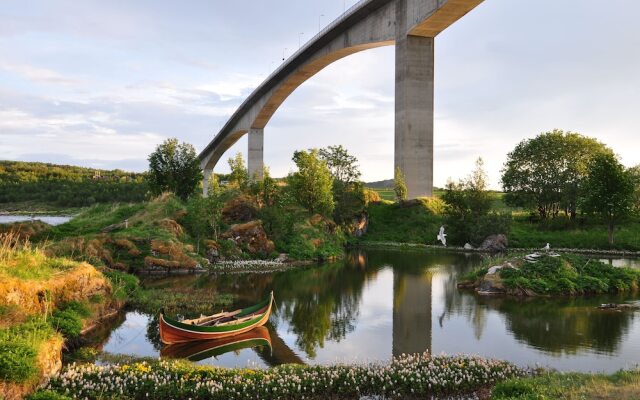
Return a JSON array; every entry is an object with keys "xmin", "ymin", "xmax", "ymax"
[
  {"xmin": 543, "ymin": 243, "xmax": 550, "ymax": 251},
  {"xmin": 437, "ymin": 226, "xmax": 447, "ymax": 246}
]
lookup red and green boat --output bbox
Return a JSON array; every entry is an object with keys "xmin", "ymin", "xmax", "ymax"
[{"xmin": 159, "ymin": 291, "xmax": 274, "ymax": 344}]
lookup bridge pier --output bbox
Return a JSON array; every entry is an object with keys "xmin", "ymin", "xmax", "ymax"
[
  {"xmin": 248, "ymin": 128, "xmax": 264, "ymax": 181},
  {"xmin": 395, "ymin": 30, "xmax": 434, "ymax": 198}
]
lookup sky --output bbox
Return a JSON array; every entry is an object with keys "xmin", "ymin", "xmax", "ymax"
[{"xmin": 1, "ymin": 0, "xmax": 639, "ymax": 188}]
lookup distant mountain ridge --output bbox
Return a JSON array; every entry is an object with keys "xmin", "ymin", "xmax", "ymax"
[{"xmin": 364, "ymin": 179, "xmax": 394, "ymax": 189}]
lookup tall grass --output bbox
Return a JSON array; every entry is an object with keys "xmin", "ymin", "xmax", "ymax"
[{"xmin": 0, "ymin": 232, "xmax": 74, "ymax": 281}]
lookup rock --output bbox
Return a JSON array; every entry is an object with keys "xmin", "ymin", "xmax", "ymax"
[
  {"xmin": 477, "ymin": 271, "xmax": 505, "ymax": 294},
  {"xmin": 205, "ymin": 240, "xmax": 220, "ymax": 262},
  {"xmin": 599, "ymin": 303, "xmax": 640, "ymax": 311},
  {"xmin": 222, "ymin": 195, "xmax": 259, "ymax": 223},
  {"xmin": 352, "ymin": 212, "xmax": 368, "ymax": 238},
  {"xmin": 480, "ymin": 234, "xmax": 508, "ymax": 252},
  {"xmin": 463, "ymin": 243, "xmax": 474, "ymax": 250},
  {"xmin": 221, "ymin": 220, "xmax": 275, "ymax": 255},
  {"xmin": 275, "ymin": 253, "xmax": 289, "ymax": 263}
]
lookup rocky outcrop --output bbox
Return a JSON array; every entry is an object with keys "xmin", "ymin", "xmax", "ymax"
[
  {"xmin": 352, "ymin": 212, "xmax": 368, "ymax": 238},
  {"xmin": 222, "ymin": 220, "xmax": 275, "ymax": 256},
  {"xmin": 222, "ymin": 195, "xmax": 258, "ymax": 223},
  {"xmin": 480, "ymin": 234, "xmax": 508, "ymax": 252}
]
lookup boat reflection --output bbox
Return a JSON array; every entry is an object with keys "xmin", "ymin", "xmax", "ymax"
[{"xmin": 161, "ymin": 326, "xmax": 272, "ymax": 362}]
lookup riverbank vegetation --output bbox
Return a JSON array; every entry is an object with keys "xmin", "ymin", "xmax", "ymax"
[
  {"xmin": 0, "ymin": 233, "xmax": 117, "ymax": 397},
  {"xmin": 492, "ymin": 369, "xmax": 640, "ymax": 400},
  {"xmin": 34, "ymin": 353, "xmax": 525, "ymax": 399},
  {"xmin": 362, "ymin": 130, "xmax": 640, "ymax": 251},
  {"xmin": 459, "ymin": 254, "xmax": 640, "ymax": 296}
]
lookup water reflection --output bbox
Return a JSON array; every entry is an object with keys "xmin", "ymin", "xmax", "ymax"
[{"xmin": 93, "ymin": 249, "xmax": 640, "ymax": 372}]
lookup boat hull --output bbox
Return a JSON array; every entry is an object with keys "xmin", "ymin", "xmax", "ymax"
[
  {"xmin": 159, "ymin": 293, "xmax": 273, "ymax": 344},
  {"xmin": 160, "ymin": 326, "xmax": 271, "ymax": 361}
]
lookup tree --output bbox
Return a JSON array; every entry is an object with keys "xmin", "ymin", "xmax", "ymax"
[
  {"xmin": 394, "ymin": 167, "xmax": 408, "ymax": 202},
  {"xmin": 501, "ymin": 130, "xmax": 612, "ymax": 219},
  {"xmin": 147, "ymin": 138, "xmax": 202, "ymax": 200},
  {"xmin": 318, "ymin": 145, "xmax": 361, "ymax": 184},
  {"xmin": 183, "ymin": 174, "xmax": 225, "ymax": 252},
  {"xmin": 288, "ymin": 149, "xmax": 334, "ymax": 216},
  {"xmin": 581, "ymin": 153, "xmax": 634, "ymax": 245},
  {"xmin": 442, "ymin": 158, "xmax": 510, "ymax": 245},
  {"xmin": 249, "ymin": 166, "xmax": 278, "ymax": 207},
  {"xmin": 628, "ymin": 165, "xmax": 640, "ymax": 214},
  {"xmin": 318, "ymin": 145, "xmax": 365, "ymax": 225},
  {"xmin": 227, "ymin": 152, "xmax": 248, "ymax": 191}
]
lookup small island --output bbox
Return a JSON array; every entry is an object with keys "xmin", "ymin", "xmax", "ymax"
[{"xmin": 458, "ymin": 253, "xmax": 640, "ymax": 297}]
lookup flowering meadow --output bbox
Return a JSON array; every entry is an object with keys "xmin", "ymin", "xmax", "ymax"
[{"xmin": 40, "ymin": 353, "xmax": 526, "ymax": 399}]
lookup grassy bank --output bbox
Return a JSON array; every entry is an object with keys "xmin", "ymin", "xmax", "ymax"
[
  {"xmin": 0, "ymin": 233, "xmax": 117, "ymax": 398},
  {"xmin": 35, "ymin": 353, "xmax": 524, "ymax": 399},
  {"xmin": 359, "ymin": 197, "xmax": 640, "ymax": 252},
  {"xmin": 492, "ymin": 370, "xmax": 640, "ymax": 399},
  {"xmin": 460, "ymin": 254, "xmax": 640, "ymax": 296}
]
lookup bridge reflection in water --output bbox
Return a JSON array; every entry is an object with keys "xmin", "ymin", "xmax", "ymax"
[{"xmin": 93, "ymin": 249, "xmax": 640, "ymax": 372}]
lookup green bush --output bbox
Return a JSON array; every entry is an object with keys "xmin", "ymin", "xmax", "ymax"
[
  {"xmin": 0, "ymin": 342, "xmax": 38, "ymax": 382},
  {"xmin": 26, "ymin": 391, "xmax": 73, "ymax": 400},
  {"xmin": 60, "ymin": 301, "xmax": 91, "ymax": 318},
  {"xmin": 468, "ymin": 254, "xmax": 640, "ymax": 296},
  {"xmin": 491, "ymin": 379, "xmax": 538, "ymax": 399},
  {"xmin": 104, "ymin": 270, "xmax": 139, "ymax": 301},
  {"xmin": 49, "ymin": 309, "xmax": 83, "ymax": 338}
]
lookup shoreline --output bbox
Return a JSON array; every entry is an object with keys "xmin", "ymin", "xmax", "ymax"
[{"xmin": 354, "ymin": 240, "xmax": 640, "ymax": 258}]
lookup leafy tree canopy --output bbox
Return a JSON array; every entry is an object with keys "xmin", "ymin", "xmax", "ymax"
[
  {"xmin": 501, "ymin": 129, "xmax": 612, "ymax": 219},
  {"xmin": 318, "ymin": 145, "xmax": 361, "ymax": 185},
  {"xmin": 581, "ymin": 153, "xmax": 634, "ymax": 244},
  {"xmin": 394, "ymin": 167, "xmax": 408, "ymax": 202},
  {"xmin": 288, "ymin": 149, "xmax": 334, "ymax": 216},
  {"xmin": 147, "ymin": 138, "xmax": 203, "ymax": 200}
]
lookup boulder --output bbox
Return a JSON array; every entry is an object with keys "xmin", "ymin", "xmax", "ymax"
[
  {"xmin": 480, "ymin": 234, "xmax": 508, "ymax": 252},
  {"xmin": 352, "ymin": 212, "xmax": 368, "ymax": 238},
  {"xmin": 222, "ymin": 195, "xmax": 258, "ymax": 223},
  {"xmin": 205, "ymin": 240, "xmax": 220, "ymax": 262},
  {"xmin": 222, "ymin": 220, "xmax": 275, "ymax": 255}
]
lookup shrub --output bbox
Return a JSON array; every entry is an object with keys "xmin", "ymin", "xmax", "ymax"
[
  {"xmin": 49, "ymin": 309, "xmax": 83, "ymax": 338},
  {"xmin": 26, "ymin": 391, "xmax": 73, "ymax": 400},
  {"xmin": 104, "ymin": 270, "xmax": 139, "ymax": 301},
  {"xmin": 0, "ymin": 342, "xmax": 38, "ymax": 382}
]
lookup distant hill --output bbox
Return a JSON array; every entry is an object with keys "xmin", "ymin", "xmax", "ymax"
[
  {"xmin": 364, "ymin": 179, "xmax": 394, "ymax": 189},
  {"xmin": 0, "ymin": 161, "xmax": 148, "ymax": 210}
]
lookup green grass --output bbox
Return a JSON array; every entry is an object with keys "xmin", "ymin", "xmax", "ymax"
[
  {"xmin": 492, "ymin": 370, "xmax": 640, "ymax": 399},
  {"xmin": 0, "ymin": 319, "xmax": 59, "ymax": 383},
  {"xmin": 361, "ymin": 199, "xmax": 444, "ymax": 244},
  {"xmin": 510, "ymin": 217, "xmax": 640, "ymax": 251},
  {"xmin": 463, "ymin": 254, "xmax": 640, "ymax": 296}
]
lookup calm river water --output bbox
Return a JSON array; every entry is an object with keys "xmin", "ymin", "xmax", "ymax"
[
  {"xmin": 0, "ymin": 215, "xmax": 72, "ymax": 225},
  {"xmin": 97, "ymin": 249, "xmax": 640, "ymax": 372}
]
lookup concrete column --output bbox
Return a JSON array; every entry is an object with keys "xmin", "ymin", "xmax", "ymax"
[
  {"xmin": 248, "ymin": 128, "xmax": 264, "ymax": 181},
  {"xmin": 395, "ymin": 19, "xmax": 434, "ymax": 198},
  {"xmin": 203, "ymin": 168, "xmax": 213, "ymax": 197}
]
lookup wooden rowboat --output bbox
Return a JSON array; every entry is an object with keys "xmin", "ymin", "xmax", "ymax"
[
  {"xmin": 160, "ymin": 326, "xmax": 271, "ymax": 361},
  {"xmin": 159, "ymin": 291, "xmax": 274, "ymax": 344}
]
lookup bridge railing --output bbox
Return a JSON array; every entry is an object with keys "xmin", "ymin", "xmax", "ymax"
[
  {"xmin": 201, "ymin": 0, "xmax": 374, "ymax": 158},
  {"xmin": 246, "ymin": 0, "xmax": 373, "ymax": 105}
]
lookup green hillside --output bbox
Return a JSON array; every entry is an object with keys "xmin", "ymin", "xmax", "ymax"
[{"xmin": 0, "ymin": 161, "xmax": 148, "ymax": 211}]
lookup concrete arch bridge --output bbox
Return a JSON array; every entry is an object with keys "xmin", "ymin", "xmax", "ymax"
[{"xmin": 199, "ymin": 0, "xmax": 484, "ymax": 198}]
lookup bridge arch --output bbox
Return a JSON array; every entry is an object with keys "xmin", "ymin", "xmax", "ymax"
[{"xmin": 200, "ymin": 0, "xmax": 483, "ymax": 198}]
